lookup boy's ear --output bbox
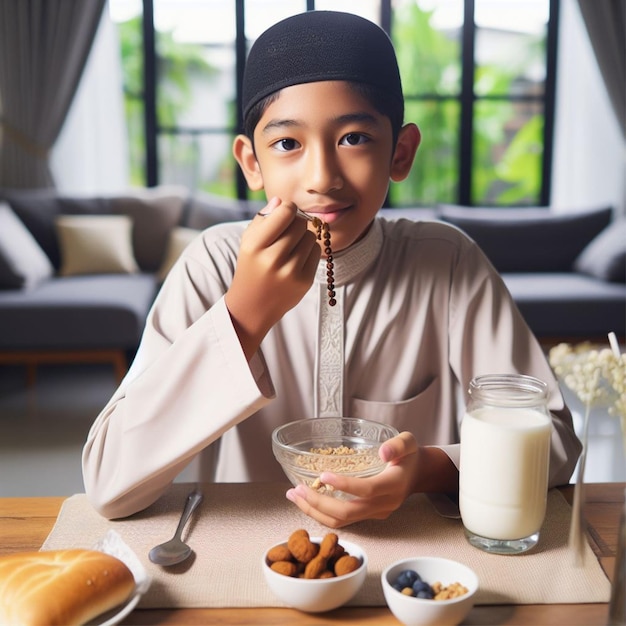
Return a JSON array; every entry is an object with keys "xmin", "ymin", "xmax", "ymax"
[
  {"xmin": 233, "ymin": 134, "xmax": 264, "ymax": 191},
  {"xmin": 390, "ymin": 123, "xmax": 421, "ymax": 182}
]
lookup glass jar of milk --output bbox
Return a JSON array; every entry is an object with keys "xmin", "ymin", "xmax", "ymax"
[{"xmin": 459, "ymin": 374, "xmax": 552, "ymax": 554}]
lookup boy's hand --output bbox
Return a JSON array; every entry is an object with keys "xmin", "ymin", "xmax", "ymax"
[
  {"xmin": 285, "ymin": 432, "xmax": 420, "ymax": 528},
  {"xmin": 225, "ymin": 197, "xmax": 321, "ymax": 359},
  {"xmin": 285, "ymin": 433, "xmax": 459, "ymax": 528}
]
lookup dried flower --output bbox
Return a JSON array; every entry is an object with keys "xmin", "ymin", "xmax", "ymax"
[
  {"xmin": 549, "ymin": 336, "xmax": 625, "ymax": 566},
  {"xmin": 549, "ymin": 341, "xmax": 625, "ymax": 422}
]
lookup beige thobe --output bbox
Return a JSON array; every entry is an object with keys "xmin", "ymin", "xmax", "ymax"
[{"xmin": 82, "ymin": 218, "xmax": 581, "ymax": 519}]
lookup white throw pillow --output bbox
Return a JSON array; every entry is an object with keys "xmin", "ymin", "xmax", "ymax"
[
  {"xmin": 573, "ymin": 220, "xmax": 626, "ymax": 283},
  {"xmin": 158, "ymin": 226, "xmax": 199, "ymax": 281},
  {"xmin": 0, "ymin": 201, "xmax": 54, "ymax": 289},
  {"xmin": 55, "ymin": 215, "xmax": 139, "ymax": 276}
]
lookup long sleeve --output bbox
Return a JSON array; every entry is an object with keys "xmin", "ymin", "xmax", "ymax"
[
  {"xmin": 82, "ymin": 217, "xmax": 581, "ymax": 520},
  {"xmin": 82, "ymin": 226, "xmax": 275, "ymax": 519}
]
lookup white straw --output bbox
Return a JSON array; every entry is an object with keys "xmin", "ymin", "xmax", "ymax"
[{"xmin": 608, "ymin": 332, "xmax": 621, "ymax": 358}]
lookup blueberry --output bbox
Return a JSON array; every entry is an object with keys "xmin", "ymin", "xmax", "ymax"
[
  {"xmin": 416, "ymin": 589, "xmax": 434, "ymax": 599},
  {"xmin": 392, "ymin": 582, "xmax": 405, "ymax": 592},
  {"xmin": 394, "ymin": 569, "xmax": 419, "ymax": 589},
  {"xmin": 412, "ymin": 579, "xmax": 432, "ymax": 594}
]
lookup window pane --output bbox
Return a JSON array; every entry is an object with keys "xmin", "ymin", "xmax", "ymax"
[
  {"xmin": 315, "ymin": 0, "xmax": 380, "ymax": 23},
  {"xmin": 159, "ymin": 132, "xmax": 236, "ymax": 196},
  {"xmin": 245, "ymin": 1, "xmax": 308, "ymax": 40},
  {"xmin": 118, "ymin": 0, "xmax": 553, "ymax": 206},
  {"xmin": 392, "ymin": 0, "xmax": 462, "ymax": 206},
  {"xmin": 153, "ymin": 2, "xmax": 236, "ymax": 130},
  {"xmin": 111, "ymin": 8, "xmax": 145, "ymax": 186},
  {"xmin": 474, "ymin": 0, "xmax": 548, "ymax": 98},
  {"xmin": 390, "ymin": 99, "xmax": 460, "ymax": 206},
  {"xmin": 150, "ymin": 1, "xmax": 238, "ymax": 195},
  {"xmin": 472, "ymin": 100, "xmax": 543, "ymax": 205},
  {"xmin": 109, "ymin": 0, "xmax": 142, "ymax": 22},
  {"xmin": 475, "ymin": 0, "xmax": 549, "ymax": 33},
  {"xmin": 393, "ymin": 0, "xmax": 462, "ymax": 97},
  {"xmin": 157, "ymin": 40, "xmax": 235, "ymax": 130},
  {"xmin": 154, "ymin": 0, "xmax": 235, "ymax": 43}
]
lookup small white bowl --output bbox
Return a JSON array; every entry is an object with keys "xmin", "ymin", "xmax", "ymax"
[
  {"xmin": 262, "ymin": 537, "xmax": 367, "ymax": 613},
  {"xmin": 381, "ymin": 557, "xmax": 478, "ymax": 626}
]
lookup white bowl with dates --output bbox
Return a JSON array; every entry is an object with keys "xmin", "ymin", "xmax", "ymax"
[
  {"xmin": 271, "ymin": 417, "xmax": 399, "ymax": 500},
  {"xmin": 262, "ymin": 535, "xmax": 367, "ymax": 613}
]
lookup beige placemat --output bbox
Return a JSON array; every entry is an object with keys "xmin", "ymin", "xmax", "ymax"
[{"xmin": 41, "ymin": 483, "xmax": 610, "ymax": 608}]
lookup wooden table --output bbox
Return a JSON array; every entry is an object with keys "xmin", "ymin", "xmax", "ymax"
[{"xmin": 0, "ymin": 483, "xmax": 622, "ymax": 625}]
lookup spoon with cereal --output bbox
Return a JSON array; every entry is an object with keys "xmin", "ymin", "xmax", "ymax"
[
  {"xmin": 259, "ymin": 206, "xmax": 336, "ymax": 307},
  {"xmin": 296, "ymin": 209, "xmax": 336, "ymax": 307}
]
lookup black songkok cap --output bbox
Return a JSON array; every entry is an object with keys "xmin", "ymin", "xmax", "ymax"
[{"xmin": 242, "ymin": 10, "xmax": 403, "ymax": 121}]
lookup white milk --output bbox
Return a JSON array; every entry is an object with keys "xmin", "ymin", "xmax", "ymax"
[{"xmin": 459, "ymin": 407, "xmax": 552, "ymax": 540}]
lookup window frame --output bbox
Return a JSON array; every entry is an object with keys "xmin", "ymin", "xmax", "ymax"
[{"xmin": 138, "ymin": 0, "xmax": 558, "ymax": 207}]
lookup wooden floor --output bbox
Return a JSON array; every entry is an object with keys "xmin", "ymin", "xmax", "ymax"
[
  {"xmin": 0, "ymin": 364, "xmax": 116, "ymax": 497},
  {"xmin": 0, "ymin": 364, "xmax": 623, "ymax": 497}
]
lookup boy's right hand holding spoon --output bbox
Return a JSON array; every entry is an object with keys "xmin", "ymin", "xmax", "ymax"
[{"xmin": 225, "ymin": 197, "xmax": 321, "ymax": 360}]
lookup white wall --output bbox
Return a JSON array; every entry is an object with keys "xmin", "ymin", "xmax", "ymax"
[{"xmin": 551, "ymin": 0, "xmax": 625, "ymax": 217}]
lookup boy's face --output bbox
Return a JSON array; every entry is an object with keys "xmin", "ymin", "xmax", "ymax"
[{"xmin": 235, "ymin": 81, "xmax": 418, "ymax": 253}]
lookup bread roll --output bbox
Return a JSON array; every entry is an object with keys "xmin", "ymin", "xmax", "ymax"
[{"xmin": 0, "ymin": 549, "xmax": 135, "ymax": 626}]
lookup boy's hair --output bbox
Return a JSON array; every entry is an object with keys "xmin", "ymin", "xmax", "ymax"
[{"xmin": 241, "ymin": 11, "xmax": 405, "ymax": 144}]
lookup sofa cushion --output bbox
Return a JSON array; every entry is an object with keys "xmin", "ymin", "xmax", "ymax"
[
  {"xmin": 182, "ymin": 191, "xmax": 259, "ymax": 230},
  {"xmin": 55, "ymin": 215, "xmax": 139, "ymax": 276},
  {"xmin": 2, "ymin": 188, "xmax": 111, "ymax": 269},
  {"xmin": 110, "ymin": 186, "xmax": 187, "ymax": 272},
  {"xmin": 573, "ymin": 220, "xmax": 626, "ymax": 283},
  {"xmin": 0, "ymin": 274, "xmax": 157, "ymax": 350},
  {"xmin": 378, "ymin": 207, "xmax": 438, "ymax": 221},
  {"xmin": 0, "ymin": 202, "xmax": 54, "ymax": 289},
  {"xmin": 158, "ymin": 226, "xmax": 200, "ymax": 281},
  {"xmin": 503, "ymin": 272, "xmax": 626, "ymax": 338},
  {"xmin": 438, "ymin": 204, "xmax": 613, "ymax": 273}
]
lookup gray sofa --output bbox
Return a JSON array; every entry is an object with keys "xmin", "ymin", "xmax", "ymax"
[
  {"xmin": 0, "ymin": 186, "xmax": 257, "ymax": 382},
  {"xmin": 380, "ymin": 204, "xmax": 625, "ymax": 343},
  {"xmin": 0, "ymin": 186, "xmax": 624, "ymax": 383}
]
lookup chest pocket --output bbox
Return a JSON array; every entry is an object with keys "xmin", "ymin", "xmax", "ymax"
[{"xmin": 349, "ymin": 377, "xmax": 440, "ymax": 436}]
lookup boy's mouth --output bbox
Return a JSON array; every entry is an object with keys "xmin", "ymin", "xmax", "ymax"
[{"xmin": 304, "ymin": 205, "xmax": 350, "ymax": 225}]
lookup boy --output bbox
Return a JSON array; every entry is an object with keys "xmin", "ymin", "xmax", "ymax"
[{"xmin": 82, "ymin": 11, "xmax": 580, "ymax": 524}]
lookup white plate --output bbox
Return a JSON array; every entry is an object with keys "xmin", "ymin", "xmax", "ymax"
[
  {"xmin": 87, "ymin": 587, "xmax": 144, "ymax": 626},
  {"xmin": 88, "ymin": 530, "xmax": 152, "ymax": 626}
]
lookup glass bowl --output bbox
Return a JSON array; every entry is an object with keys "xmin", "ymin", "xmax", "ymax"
[{"xmin": 271, "ymin": 417, "xmax": 399, "ymax": 500}]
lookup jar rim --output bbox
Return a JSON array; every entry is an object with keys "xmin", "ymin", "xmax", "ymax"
[{"xmin": 468, "ymin": 374, "xmax": 548, "ymax": 405}]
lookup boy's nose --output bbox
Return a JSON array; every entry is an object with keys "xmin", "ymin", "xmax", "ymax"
[{"xmin": 304, "ymin": 145, "xmax": 344, "ymax": 194}]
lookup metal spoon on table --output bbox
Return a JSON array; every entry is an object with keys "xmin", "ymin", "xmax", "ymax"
[{"xmin": 149, "ymin": 489, "xmax": 203, "ymax": 566}]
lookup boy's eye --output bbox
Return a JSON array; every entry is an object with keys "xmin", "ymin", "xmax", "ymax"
[
  {"xmin": 272, "ymin": 138, "xmax": 300, "ymax": 152},
  {"xmin": 340, "ymin": 133, "xmax": 369, "ymax": 146}
]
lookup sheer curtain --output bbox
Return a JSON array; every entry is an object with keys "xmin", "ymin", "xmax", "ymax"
[
  {"xmin": 0, "ymin": 0, "xmax": 106, "ymax": 188},
  {"xmin": 551, "ymin": 0, "xmax": 625, "ymax": 216},
  {"xmin": 577, "ymin": 0, "xmax": 625, "ymax": 137},
  {"xmin": 51, "ymin": 9, "xmax": 129, "ymax": 194}
]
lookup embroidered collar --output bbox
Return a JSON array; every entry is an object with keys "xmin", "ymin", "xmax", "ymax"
[{"xmin": 314, "ymin": 219, "xmax": 383, "ymax": 286}]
